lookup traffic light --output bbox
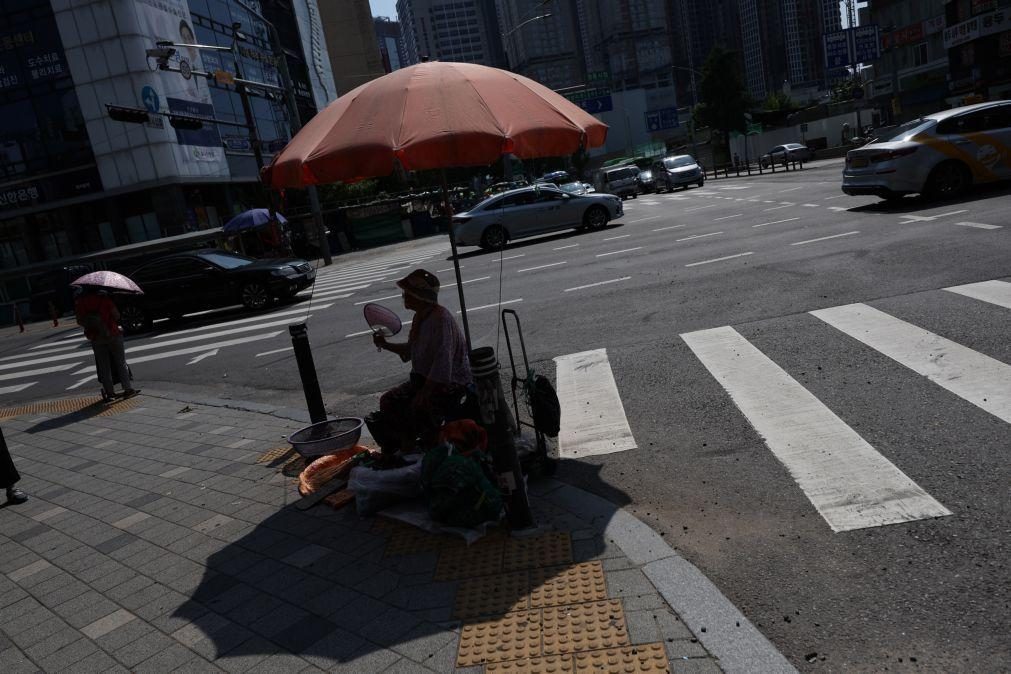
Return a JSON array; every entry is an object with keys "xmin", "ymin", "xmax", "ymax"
[
  {"xmin": 168, "ymin": 113, "xmax": 204, "ymax": 130},
  {"xmin": 106, "ymin": 104, "xmax": 150, "ymax": 124}
]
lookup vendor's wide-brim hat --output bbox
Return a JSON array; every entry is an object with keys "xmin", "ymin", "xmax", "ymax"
[{"xmin": 397, "ymin": 269, "xmax": 439, "ymax": 304}]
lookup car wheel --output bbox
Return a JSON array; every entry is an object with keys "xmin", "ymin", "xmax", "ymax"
[
  {"xmin": 583, "ymin": 205, "xmax": 609, "ymax": 230},
  {"xmin": 697, "ymin": 180, "xmax": 704, "ymax": 188},
  {"xmin": 480, "ymin": 225, "xmax": 507, "ymax": 250},
  {"xmin": 631, "ymin": 192, "xmax": 637, "ymax": 199},
  {"xmin": 241, "ymin": 282, "xmax": 271, "ymax": 310},
  {"xmin": 926, "ymin": 161, "xmax": 972, "ymax": 199},
  {"xmin": 120, "ymin": 305, "xmax": 151, "ymax": 334}
]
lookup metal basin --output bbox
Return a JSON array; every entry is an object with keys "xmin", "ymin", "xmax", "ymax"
[{"xmin": 288, "ymin": 418, "xmax": 363, "ymax": 458}]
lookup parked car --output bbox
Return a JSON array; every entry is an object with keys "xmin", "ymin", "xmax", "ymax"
[
  {"xmin": 116, "ymin": 249, "xmax": 315, "ymax": 333},
  {"xmin": 452, "ymin": 185, "xmax": 624, "ymax": 250},
  {"xmin": 600, "ymin": 165, "xmax": 640, "ymax": 199},
  {"xmin": 537, "ymin": 170, "xmax": 571, "ymax": 185},
  {"xmin": 842, "ymin": 100, "xmax": 1011, "ymax": 200},
  {"xmin": 636, "ymin": 168, "xmax": 655, "ymax": 193},
  {"xmin": 484, "ymin": 179, "xmax": 528, "ymax": 196},
  {"xmin": 557, "ymin": 181, "xmax": 594, "ymax": 195},
  {"xmin": 759, "ymin": 143, "xmax": 812, "ymax": 168},
  {"xmin": 652, "ymin": 155, "xmax": 704, "ymax": 191}
]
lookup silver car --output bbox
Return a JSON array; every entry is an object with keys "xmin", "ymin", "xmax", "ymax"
[
  {"xmin": 452, "ymin": 185, "xmax": 624, "ymax": 250},
  {"xmin": 842, "ymin": 100, "xmax": 1011, "ymax": 199},
  {"xmin": 653, "ymin": 155, "xmax": 705, "ymax": 191}
]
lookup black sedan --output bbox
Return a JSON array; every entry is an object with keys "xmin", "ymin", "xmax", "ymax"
[{"xmin": 117, "ymin": 249, "xmax": 315, "ymax": 333}]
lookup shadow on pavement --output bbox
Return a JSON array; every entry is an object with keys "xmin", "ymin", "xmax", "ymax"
[
  {"xmin": 451, "ymin": 223, "xmax": 626, "ymax": 260},
  {"xmin": 171, "ymin": 463, "xmax": 631, "ymax": 668},
  {"xmin": 21, "ymin": 398, "xmax": 128, "ymax": 433},
  {"xmin": 846, "ymin": 181, "xmax": 1011, "ymax": 214}
]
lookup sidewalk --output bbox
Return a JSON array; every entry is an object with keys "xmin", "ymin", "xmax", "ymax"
[{"xmin": 0, "ymin": 392, "xmax": 795, "ymax": 673}]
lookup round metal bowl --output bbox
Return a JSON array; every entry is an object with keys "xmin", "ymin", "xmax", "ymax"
[{"xmin": 288, "ymin": 418, "xmax": 364, "ymax": 458}]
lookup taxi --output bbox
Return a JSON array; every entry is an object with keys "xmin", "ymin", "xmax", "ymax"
[{"xmin": 842, "ymin": 100, "xmax": 1011, "ymax": 199}]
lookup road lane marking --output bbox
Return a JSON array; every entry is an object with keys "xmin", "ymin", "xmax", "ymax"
[
  {"xmin": 713, "ymin": 214, "xmax": 743, "ymax": 221},
  {"xmin": 677, "ymin": 232, "xmax": 722, "ymax": 241},
  {"xmin": 802, "ymin": 203, "xmax": 820, "ymax": 207},
  {"xmin": 0, "ymin": 363, "xmax": 83, "ymax": 381},
  {"xmin": 27, "ymin": 341, "xmax": 90, "ymax": 353},
  {"xmin": 681, "ymin": 326, "xmax": 951, "ymax": 532},
  {"xmin": 0, "ymin": 382, "xmax": 36, "ymax": 394},
  {"xmin": 442, "ymin": 276, "xmax": 490, "ymax": 288},
  {"xmin": 602, "ymin": 234, "xmax": 631, "ymax": 241},
  {"xmin": 187, "ymin": 349, "xmax": 219, "ymax": 365},
  {"xmin": 900, "ymin": 209, "xmax": 968, "ymax": 222},
  {"xmin": 436, "ymin": 266, "xmax": 462, "ymax": 273},
  {"xmin": 828, "ymin": 206, "xmax": 849, "ymax": 212},
  {"xmin": 627, "ymin": 215, "xmax": 664, "ymax": 223},
  {"xmin": 554, "ymin": 349, "xmax": 636, "ymax": 459},
  {"xmin": 518, "ymin": 262, "xmax": 567, "ymax": 273},
  {"xmin": 954, "ymin": 221, "xmax": 1001, "ymax": 230},
  {"xmin": 684, "ymin": 204, "xmax": 718, "ymax": 212},
  {"xmin": 72, "ymin": 333, "xmax": 283, "ymax": 374},
  {"xmin": 652, "ymin": 225, "xmax": 686, "ymax": 232},
  {"xmin": 685, "ymin": 252, "xmax": 753, "ymax": 267},
  {"xmin": 463, "ymin": 299, "xmax": 522, "ymax": 313},
  {"xmin": 346, "ymin": 319, "xmax": 412, "ymax": 338},
  {"xmin": 553, "ymin": 244, "xmax": 580, "ymax": 250},
  {"xmin": 354, "ymin": 294, "xmax": 401, "ymax": 305},
  {"xmin": 811, "ymin": 303, "xmax": 1011, "ymax": 424},
  {"xmin": 943, "ymin": 280, "xmax": 1011, "ymax": 309},
  {"xmin": 791, "ymin": 231, "xmax": 860, "ymax": 245},
  {"xmin": 762, "ymin": 203, "xmax": 793, "ymax": 211},
  {"xmin": 752, "ymin": 217, "xmax": 800, "ymax": 228},
  {"xmin": 256, "ymin": 346, "xmax": 294, "ymax": 358},
  {"xmin": 500, "ymin": 254, "xmax": 525, "ymax": 260},
  {"xmin": 778, "ymin": 186, "xmax": 803, "ymax": 193},
  {"xmin": 824, "ymin": 194, "xmax": 847, "ymax": 200},
  {"xmin": 564, "ymin": 277, "xmax": 631, "ymax": 292},
  {"xmin": 65, "ymin": 377, "xmax": 93, "ymax": 391},
  {"xmin": 300, "ymin": 283, "xmax": 370, "ymax": 295},
  {"xmin": 151, "ymin": 306, "xmax": 334, "ymax": 340},
  {"xmin": 596, "ymin": 247, "xmax": 643, "ymax": 257}
]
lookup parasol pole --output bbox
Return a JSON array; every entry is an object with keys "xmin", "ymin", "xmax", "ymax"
[{"xmin": 441, "ymin": 169, "xmax": 472, "ymax": 352}]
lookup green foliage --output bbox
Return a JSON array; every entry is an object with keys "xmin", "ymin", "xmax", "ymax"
[
  {"xmin": 829, "ymin": 75, "xmax": 866, "ymax": 103},
  {"xmin": 763, "ymin": 90, "xmax": 794, "ymax": 112},
  {"xmin": 694, "ymin": 46, "xmax": 749, "ymax": 140}
]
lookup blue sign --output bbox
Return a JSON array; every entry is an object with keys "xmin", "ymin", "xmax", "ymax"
[
  {"xmin": 824, "ymin": 30, "xmax": 851, "ymax": 69},
  {"xmin": 166, "ymin": 97, "xmax": 221, "ymax": 148},
  {"xmin": 852, "ymin": 25, "xmax": 881, "ymax": 63},
  {"xmin": 578, "ymin": 95, "xmax": 613, "ymax": 114},
  {"xmin": 644, "ymin": 107, "xmax": 678, "ymax": 132},
  {"xmin": 141, "ymin": 85, "xmax": 160, "ymax": 113}
]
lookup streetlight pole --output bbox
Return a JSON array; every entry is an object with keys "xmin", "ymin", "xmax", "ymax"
[
  {"xmin": 234, "ymin": 0, "xmax": 331, "ymax": 265},
  {"xmin": 672, "ymin": 65, "xmax": 700, "ymax": 159}
]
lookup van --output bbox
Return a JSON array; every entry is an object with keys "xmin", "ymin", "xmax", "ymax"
[{"xmin": 600, "ymin": 166, "xmax": 640, "ymax": 199}]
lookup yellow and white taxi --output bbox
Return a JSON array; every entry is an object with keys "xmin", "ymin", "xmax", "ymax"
[{"xmin": 842, "ymin": 101, "xmax": 1011, "ymax": 200}]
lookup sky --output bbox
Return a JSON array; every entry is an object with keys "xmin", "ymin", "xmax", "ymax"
[{"xmin": 369, "ymin": 0, "xmax": 398, "ymax": 20}]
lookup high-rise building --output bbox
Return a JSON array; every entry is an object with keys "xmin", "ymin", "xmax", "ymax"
[
  {"xmin": 497, "ymin": 0, "xmax": 583, "ymax": 91},
  {"xmin": 318, "ymin": 0, "xmax": 386, "ymax": 94},
  {"xmin": 396, "ymin": 0, "xmax": 506, "ymax": 67},
  {"xmin": 669, "ymin": 0, "xmax": 742, "ymax": 103},
  {"xmin": 375, "ymin": 17, "xmax": 408, "ymax": 72},
  {"xmin": 0, "ymin": 0, "xmax": 335, "ymax": 278}
]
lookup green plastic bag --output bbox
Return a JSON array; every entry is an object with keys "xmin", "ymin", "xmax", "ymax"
[{"xmin": 422, "ymin": 442, "xmax": 502, "ymax": 528}]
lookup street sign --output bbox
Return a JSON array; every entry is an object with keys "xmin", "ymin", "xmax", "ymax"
[
  {"xmin": 644, "ymin": 107, "xmax": 678, "ymax": 132},
  {"xmin": 800, "ymin": 122, "xmax": 809, "ymax": 132},
  {"xmin": 578, "ymin": 95, "xmax": 613, "ymax": 114},
  {"xmin": 179, "ymin": 59, "xmax": 192, "ymax": 80},
  {"xmin": 141, "ymin": 85, "xmax": 160, "ymax": 113},
  {"xmin": 587, "ymin": 70, "xmax": 609, "ymax": 84},
  {"xmin": 823, "ymin": 25, "xmax": 881, "ymax": 68},
  {"xmin": 824, "ymin": 30, "xmax": 851, "ymax": 69},
  {"xmin": 223, "ymin": 135, "xmax": 252, "ymax": 151},
  {"xmin": 564, "ymin": 87, "xmax": 611, "ymax": 103},
  {"xmin": 852, "ymin": 25, "xmax": 881, "ymax": 62},
  {"xmin": 746, "ymin": 121, "xmax": 762, "ymax": 135}
]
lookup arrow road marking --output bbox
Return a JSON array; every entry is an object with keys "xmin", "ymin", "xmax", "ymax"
[
  {"xmin": 66, "ymin": 377, "xmax": 94, "ymax": 391},
  {"xmin": 0, "ymin": 363, "xmax": 82, "ymax": 381},
  {"xmin": 187, "ymin": 349, "xmax": 219, "ymax": 365},
  {"xmin": 0, "ymin": 382, "xmax": 36, "ymax": 394}
]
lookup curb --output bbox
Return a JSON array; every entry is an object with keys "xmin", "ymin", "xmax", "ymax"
[{"xmin": 149, "ymin": 389, "xmax": 797, "ymax": 673}]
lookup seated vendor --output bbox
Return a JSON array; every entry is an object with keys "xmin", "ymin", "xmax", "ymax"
[{"xmin": 373, "ymin": 269, "xmax": 472, "ymax": 454}]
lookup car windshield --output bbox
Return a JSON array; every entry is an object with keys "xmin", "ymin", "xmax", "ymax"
[
  {"xmin": 199, "ymin": 251, "xmax": 255, "ymax": 269},
  {"xmin": 880, "ymin": 119, "xmax": 934, "ymax": 142},
  {"xmin": 558, "ymin": 182, "xmax": 584, "ymax": 194},
  {"xmin": 664, "ymin": 156, "xmax": 695, "ymax": 168}
]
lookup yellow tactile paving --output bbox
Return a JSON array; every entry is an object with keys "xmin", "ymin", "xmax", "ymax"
[
  {"xmin": 456, "ymin": 609, "xmax": 543, "ymax": 666},
  {"xmin": 529, "ymin": 562, "xmax": 607, "ymax": 609},
  {"xmin": 0, "ymin": 395, "xmax": 138, "ymax": 419},
  {"xmin": 572, "ymin": 643, "xmax": 671, "ymax": 673},
  {"xmin": 255, "ymin": 446, "xmax": 295, "ymax": 465},
  {"xmin": 541, "ymin": 600, "xmax": 630, "ymax": 656},
  {"xmin": 503, "ymin": 532, "xmax": 573, "ymax": 571},
  {"xmin": 434, "ymin": 540, "xmax": 504, "ymax": 580},
  {"xmin": 487, "ymin": 653, "xmax": 576, "ymax": 673},
  {"xmin": 454, "ymin": 570, "xmax": 529, "ymax": 619}
]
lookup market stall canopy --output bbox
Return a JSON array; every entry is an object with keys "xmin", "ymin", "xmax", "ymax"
[
  {"xmin": 262, "ymin": 61, "xmax": 608, "ymax": 188},
  {"xmin": 223, "ymin": 208, "xmax": 288, "ymax": 234}
]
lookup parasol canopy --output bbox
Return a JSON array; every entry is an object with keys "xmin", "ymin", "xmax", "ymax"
[
  {"xmin": 223, "ymin": 208, "xmax": 288, "ymax": 234},
  {"xmin": 70, "ymin": 271, "xmax": 143, "ymax": 294}
]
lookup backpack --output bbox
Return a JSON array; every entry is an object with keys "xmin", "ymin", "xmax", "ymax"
[
  {"xmin": 422, "ymin": 442, "xmax": 502, "ymax": 528},
  {"xmin": 529, "ymin": 374, "xmax": 561, "ymax": 437}
]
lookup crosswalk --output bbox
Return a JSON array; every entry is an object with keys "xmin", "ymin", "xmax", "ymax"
[
  {"xmin": 554, "ymin": 278, "xmax": 1009, "ymax": 533},
  {"xmin": 0, "ymin": 244, "xmax": 449, "ymax": 394}
]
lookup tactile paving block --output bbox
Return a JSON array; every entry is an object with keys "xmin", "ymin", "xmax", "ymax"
[
  {"xmin": 454, "ymin": 570, "xmax": 529, "ymax": 619},
  {"xmin": 0, "ymin": 395, "xmax": 138, "ymax": 419},
  {"xmin": 256, "ymin": 446, "xmax": 296, "ymax": 466},
  {"xmin": 487, "ymin": 654, "xmax": 575, "ymax": 673},
  {"xmin": 541, "ymin": 600, "xmax": 630, "ymax": 655},
  {"xmin": 435, "ymin": 540, "xmax": 504, "ymax": 580},
  {"xmin": 503, "ymin": 532, "xmax": 573, "ymax": 572},
  {"xmin": 530, "ymin": 562, "xmax": 607, "ymax": 609},
  {"xmin": 456, "ymin": 610, "xmax": 542, "ymax": 666},
  {"xmin": 572, "ymin": 643, "xmax": 670, "ymax": 673}
]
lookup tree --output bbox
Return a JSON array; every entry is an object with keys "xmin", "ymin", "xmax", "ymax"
[
  {"xmin": 763, "ymin": 90, "xmax": 794, "ymax": 112},
  {"xmin": 694, "ymin": 46, "xmax": 749, "ymax": 159}
]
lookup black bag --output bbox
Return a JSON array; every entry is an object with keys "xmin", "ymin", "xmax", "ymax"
[{"xmin": 529, "ymin": 374, "xmax": 561, "ymax": 437}]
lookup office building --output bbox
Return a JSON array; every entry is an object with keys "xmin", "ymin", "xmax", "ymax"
[
  {"xmin": 396, "ymin": 0, "xmax": 506, "ymax": 67},
  {"xmin": 0, "ymin": 0, "xmax": 336, "ymax": 281},
  {"xmin": 498, "ymin": 0, "xmax": 583, "ymax": 91},
  {"xmin": 375, "ymin": 17, "xmax": 408, "ymax": 72},
  {"xmin": 942, "ymin": 0, "xmax": 1011, "ymax": 105},
  {"xmin": 319, "ymin": 0, "xmax": 386, "ymax": 94}
]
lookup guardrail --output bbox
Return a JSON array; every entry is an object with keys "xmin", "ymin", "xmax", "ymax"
[{"xmin": 705, "ymin": 156, "xmax": 805, "ymax": 180}]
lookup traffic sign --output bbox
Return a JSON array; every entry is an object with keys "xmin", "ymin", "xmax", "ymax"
[
  {"xmin": 587, "ymin": 70, "xmax": 609, "ymax": 83},
  {"xmin": 644, "ymin": 107, "xmax": 678, "ymax": 132},
  {"xmin": 578, "ymin": 95, "xmax": 613, "ymax": 114},
  {"xmin": 141, "ymin": 85, "xmax": 160, "ymax": 113},
  {"xmin": 823, "ymin": 25, "xmax": 882, "ymax": 69}
]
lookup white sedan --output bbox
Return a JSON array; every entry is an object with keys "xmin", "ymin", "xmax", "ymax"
[{"xmin": 452, "ymin": 185, "xmax": 623, "ymax": 250}]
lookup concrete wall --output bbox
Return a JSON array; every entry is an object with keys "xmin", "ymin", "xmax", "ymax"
[{"xmin": 729, "ymin": 107, "xmax": 880, "ymax": 161}]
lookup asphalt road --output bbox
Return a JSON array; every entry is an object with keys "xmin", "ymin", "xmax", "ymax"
[{"xmin": 3, "ymin": 158, "xmax": 1009, "ymax": 671}]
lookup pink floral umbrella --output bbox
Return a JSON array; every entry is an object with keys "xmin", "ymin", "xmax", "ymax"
[{"xmin": 70, "ymin": 271, "xmax": 143, "ymax": 294}]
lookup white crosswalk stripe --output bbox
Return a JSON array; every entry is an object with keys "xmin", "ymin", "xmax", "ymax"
[
  {"xmin": 554, "ymin": 349, "xmax": 636, "ymax": 458},
  {"xmin": 943, "ymin": 279, "xmax": 1011, "ymax": 310}
]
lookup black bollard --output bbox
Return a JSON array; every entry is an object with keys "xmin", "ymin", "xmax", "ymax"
[
  {"xmin": 289, "ymin": 323, "xmax": 327, "ymax": 424},
  {"xmin": 469, "ymin": 346, "xmax": 534, "ymax": 530}
]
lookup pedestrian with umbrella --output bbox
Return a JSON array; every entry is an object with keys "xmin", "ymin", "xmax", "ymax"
[{"xmin": 71, "ymin": 271, "xmax": 142, "ymax": 402}]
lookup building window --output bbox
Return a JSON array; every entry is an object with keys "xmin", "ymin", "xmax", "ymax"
[{"xmin": 913, "ymin": 42, "xmax": 928, "ymax": 67}]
